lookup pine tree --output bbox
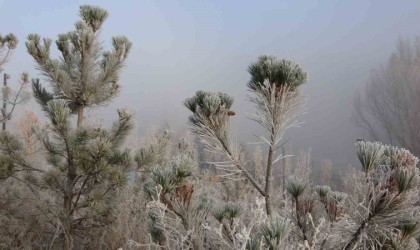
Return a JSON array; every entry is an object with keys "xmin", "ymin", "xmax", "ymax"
[
  {"xmin": 0, "ymin": 5, "xmax": 134, "ymax": 249},
  {"xmin": 185, "ymin": 55, "xmax": 307, "ymax": 216},
  {"xmin": 26, "ymin": 5, "xmax": 132, "ymax": 126}
]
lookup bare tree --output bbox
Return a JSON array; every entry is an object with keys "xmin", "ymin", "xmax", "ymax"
[
  {"xmin": 0, "ymin": 73, "xmax": 30, "ymax": 129},
  {"xmin": 0, "ymin": 34, "xmax": 31, "ymax": 130},
  {"xmin": 353, "ymin": 37, "xmax": 420, "ymax": 157}
]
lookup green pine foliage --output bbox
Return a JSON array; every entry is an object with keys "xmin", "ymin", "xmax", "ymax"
[
  {"xmin": 247, "ymin": 55, "xmax": 307, "ymax": 92},
  {"xmin": 26, "ymin": 5, "xmax": 132, "ymax": 124}
]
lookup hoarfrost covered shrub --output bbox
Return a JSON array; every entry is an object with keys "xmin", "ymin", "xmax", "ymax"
[
  {"xmin": 135, "ymin": 131, "xmax": 213, "ymax": 249},
  {"xmin": 202, "ymin": 141, "xmax": 420, "ymax": 250},
  {"xmin": 89, "ymin": 139, "xmax": 420, "ymax": 250},
  {"xmin": 135, "ymin": 129, "xmax": 172, "ymax": 179},
  {"xmin": 328, "ymin": 141, "xmax": 420, "ymax": 249}
]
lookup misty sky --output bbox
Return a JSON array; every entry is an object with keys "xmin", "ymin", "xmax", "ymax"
[{"xmin": 1, "ymin": 0, "xmax": 420, "ymax": 168}]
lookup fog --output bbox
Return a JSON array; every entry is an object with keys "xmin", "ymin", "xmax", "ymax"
[{"xmin": 2, "ymin": 0, "xmax": 420, "ymax": 168}]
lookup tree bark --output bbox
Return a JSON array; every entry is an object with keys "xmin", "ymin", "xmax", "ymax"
[{"xmin": 77, "ymin": 106, "xmax": 84, "ymax": 127}]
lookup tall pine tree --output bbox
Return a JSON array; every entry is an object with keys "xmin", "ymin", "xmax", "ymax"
[{"xmin": 0, "ymin": 5, "xmax": 134, "ymax": 249}]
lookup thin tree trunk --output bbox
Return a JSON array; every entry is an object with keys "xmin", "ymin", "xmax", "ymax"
[
  {"xmin": 265, "ymin": 127, "xmax": 276, "ymax": 216},
  {"xmin": 77, "ymin": 106, "xmax": 84, "ymax": 127},
  {"xmin": 64, "ymin": 194, "xmax": 72, "ymax": 215},
  {"xmin": 64, "ymin": 231, "xmax": 73, "ymax": 250},
  {"xmin": 63, "ymin": 194, "xmax": 74, "ymax": 250},
  {"xmin": 2, "ymin": 73, "xmax": 8, "ymax": 131},
  {"xmin": 64, "ymin": 133, "xmax": 77, "ymax": 249},
  {"xmin": 63, "ymin": 167, "xmax": 76, "ymax": 250}
]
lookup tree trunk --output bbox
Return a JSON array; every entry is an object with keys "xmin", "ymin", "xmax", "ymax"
[
  {"xmin": 77, "ymin": 106, "xmax": 84, "ymax": 127},
  {"xmin": 64, "ymin": 231, "xmax": 73, "ymax": 250},
  {"xmin": 64, "ymin": 142, "xmax": 77, "ymax": 249},
  {"xmin": 63, "ymin": 209, "xmax": 74, "ymax": 250},
  {"xmin": 63, "ymin": 176, "xmax": 75, "ymax": 249},
  {"xmin": 265, "ymin": 127, "xmax": 276, "ymax": 216}
]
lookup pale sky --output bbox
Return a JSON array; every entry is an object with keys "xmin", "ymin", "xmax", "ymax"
[{"xmin": 1, "ymin": 0, "xmax": 420, "ymax": 167}]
